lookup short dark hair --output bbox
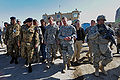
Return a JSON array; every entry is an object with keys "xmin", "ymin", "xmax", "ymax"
[
  {"xmin": 40, "ymin": 19, "xmax": 45, "ymax": 23},
  {"xmin": 48, "ymin": 16, "xmax": 53, "ymax": 20},
  {"xmin": 91, "ymin": 20, "xmax": 95, "ymax": 23},
  {"xmin": 17, "ymin": 19, "xmax": 20, "ymax": 23},
  {"xmin": 62, "ymin": 17, "xmax": 66, "ymax": 20},
  {"xmin": 33, "ymin": 19, "xmax": 38, "ymax": 22},
  {"xmin": 33, "ymin": 19, "xmax": 38, "ymax": 25},
  {"xmin": 23, "ymin": 21, "xmax": 26, "ymax": 24}
]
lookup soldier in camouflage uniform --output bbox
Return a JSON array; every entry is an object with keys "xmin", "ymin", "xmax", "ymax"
[
  {"xmin": 44, "ymin": 17, "xmax": 59, "ymax": 69},
  {"xmin": 33, "ymin": 19, "xmax": 43, "ymax": 63},
  {"xmin": 6, "ymin": 17, "xmax": 20, "ymax": 63},
  {"xmin": 19, "ymin": 18, "xmax": 39, "ymax": 73},
  {"xmin": 56, "ymin": 21, "xmax": 63, "ymax": 59},
  {"xmin": 0, "ymin": 28, "xmax": 3, "ymax": 47},
  {"xmin": 3, "ymin": 22, "xmax": 9, "ymax": 55},
  {"xmin": 5, "ymin": 17, "xmax": 20, "ymax": 64},
  {"xmin": 85, "ymin": 20, "xmax": 96, "ymax": 63},
  {"xmin": 116, "ymin": 24, "xmax": 120, "ymax": 54},
  {"xmin": 88, "ymin": 15, "xmax": 114, "ymax": 76},
  {"xmin": 3, "ymin": 22, "xmax": 8, "ymax": 45},
  {"xmin": 58, "ymin": 17, "xmax": 76, "ymax": 73},
  {"xmin": 17, "ymin": 19, "xmax": 21, "ymax": 26}
]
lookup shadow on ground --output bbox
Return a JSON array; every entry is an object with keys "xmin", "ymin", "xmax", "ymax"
[
  {"xmin": 73, "ymin": 65, "xmax": 120, "ymax": 80},
  {"xmin": 0, "ymin": 54, "xmax": 63, "ymax": 80}
]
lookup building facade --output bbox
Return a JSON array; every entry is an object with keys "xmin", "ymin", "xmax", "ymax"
[{"xmin": 42, "ymin": 9, "xmax": 81, "ymax": 23}]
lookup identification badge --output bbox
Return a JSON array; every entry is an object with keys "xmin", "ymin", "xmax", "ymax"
[{"xmin": 13, "ymin": 29, "xmax": 16, "ymax": 33}]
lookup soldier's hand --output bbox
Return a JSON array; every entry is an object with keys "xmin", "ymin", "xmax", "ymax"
[
  {"xmin": 64, "ymin": 37, "xmax": 68, "ymax": 40},
  {"xmin": 35, "ymin": 45, "xmax": 38, "ymax": 48},
  {"xmin": 68, "ymin": 37, "xmax": 71, "ymax": 40},
  {"xmin": 44, "ymin": 41, "xmax": 47, "ymax": 44},
  {"xmin": 18, "ymin": 41, "xmax": 20, "ymax": 47},
  {"xmin": 64, "ymin": 37, "xmax": 71, "ymax": 41},
  {"xmin": 82, "ymin": 41, "xmax": 85, "ymax": 43},
  {"xmin": 74, "ymin": 37, "xmax": 76, "ymax": 40},
  {"xmin": 57, "ymin": 40, "xmax": 60, "ymax": 44}
]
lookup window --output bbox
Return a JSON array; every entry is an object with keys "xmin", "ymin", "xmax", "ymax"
[
  {"xmin": 57, "ymin": 14, "xmax": 60, "ymax": 19},
  {"xmin": 43, "ymin": 16, "xmax": 47, "ymax": 20},
  {"xmin": 73, "ymin": 13, "xmax": 78, "ymax": 18}
]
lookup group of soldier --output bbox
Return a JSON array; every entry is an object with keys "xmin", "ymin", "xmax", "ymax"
[{"xmin": 1, "ymin": 14, "xmax": 120, "ymax": 77}]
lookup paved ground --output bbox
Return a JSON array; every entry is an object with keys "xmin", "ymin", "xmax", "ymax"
[
  {"xmin": 0, "ymin": 44, "xmax": 120, "ymax": 80},
  {"xmin": 0, "ymin": 45, "xmax": 74, "ymax": 80},
  {"xmin": 73, "ymin": 44, "xmax": 120, "ymax": 80}
]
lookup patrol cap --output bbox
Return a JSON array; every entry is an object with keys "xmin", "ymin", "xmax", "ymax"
[
  {"xmin": 97, "ymin": 15, "xmax": 106, "ymax": 21},
  {"xmin": 26, "ymin": 18, "xmax": 33, "ymax": 22},
  {"xmin": 10, "ymin": 17, "xmax": 16, "ymax": 20}
]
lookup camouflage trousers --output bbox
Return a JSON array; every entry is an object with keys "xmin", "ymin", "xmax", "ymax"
[
  {"xmin": 61, "ymin": 43, "xmax": 74, "ymax": 66},
  {"xmin": 21, "ymin": 42, "xmax": 34, "ymax": 63},
  {"xmin": 86, "ymin": 41, "xmax": 94, "ymax": 60},
  {"xmin": 46, "ymin": 44, "xmax": 57, "ymax": 62},
  {"xmin": 57, "ymin": 44, "xmax": 62, "ymax": 56},
  {"xmin": 93, "ymin": 44, "xmax": 113, "ymax": 68},
  {"xmin": 7, "ymin": 40, "xmax": 19, "ymax": 58},
  {"xmin": 33, "ymin": 45, "xmax": 41, "ymax": 62}
]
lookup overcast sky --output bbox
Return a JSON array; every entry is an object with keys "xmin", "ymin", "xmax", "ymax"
[{"xmin": 0, "ymin": 0, "xmax": 120, "ymax": 27}]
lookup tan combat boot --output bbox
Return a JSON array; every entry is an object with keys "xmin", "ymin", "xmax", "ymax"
[
  {"xmin": 67, "ymin": 58, "xmax": 71, "ymax": 70},
  {"xmin": 99, "ymin": 65, "xmax": 107, "ymax": 75},
  {"xmin": 95, "ymin": 68, "xmax": 99, "ymax": 77},
  {"xmin": 86, "ymin": 52, "xmax": 89, "ymax": 58},
  {"xmin": 1, "ymin": 44, "xmax": 3, "ymax": 47}
]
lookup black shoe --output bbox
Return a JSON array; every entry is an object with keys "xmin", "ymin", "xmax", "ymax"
[
  {"xmin": 61, "ymin": 69, "xmax": 65, "ymax": 73},
  {"xmin": 5, "ymin": 53, "xmax": 9, "ymax": 56},
  {"xmin": 10, "ymin": 58, "xmax": 14, "ymax": 64},
  {"xmin": 28, "ymin": 67, "xmax": 32, "ymax": 73},
  {"xmin": 28, "ymin": 64, "xmax": 32, "ymax": 73},
  {"xmin": 25, "ymin": 60, "xmax": 28, "ymax": 65},
  {"xmin": 15, "ymin": 58, "xmax": 18, "ymax": 64}
]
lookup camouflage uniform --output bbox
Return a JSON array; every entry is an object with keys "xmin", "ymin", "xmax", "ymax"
[
  {"xmin": 116, "ymin": 28, "xmax": 120, "ymax": 54},
  {"xmin": 58, "ymin": 25, "xmax": 76, "ymax": 69},
  {"xmin": 88, "ymin": 25, "xmax": 113, "ymax": 69},
  {"xmin": 2, "ymin": 27, "xmax": 7, "ymax": 44},
  {"xmin": 19, "ymin": 25, "xmax": 39, "ymax": 64},
  {"xmin": 85, "ymin": 26, "xmax": 95, "ymax": 61},
  {"xmin": 33, "ymin": 26, "xmax": 43, "ymax": 62},
  {"xmin": 44, "ymin": 24, "xmax": 59, "ymax": 64},
  {"xmin": 6, "ymin": 23, "xmax": 20, "ymax": 59}
]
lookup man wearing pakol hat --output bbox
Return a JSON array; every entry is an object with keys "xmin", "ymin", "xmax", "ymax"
[
  {"xmin": 88, "ymin": 15, "xmax": 115, "ymax": 76},
  {"xmin": 6, "ymin": 17, "xmax": 20, "ymax": 64}
]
